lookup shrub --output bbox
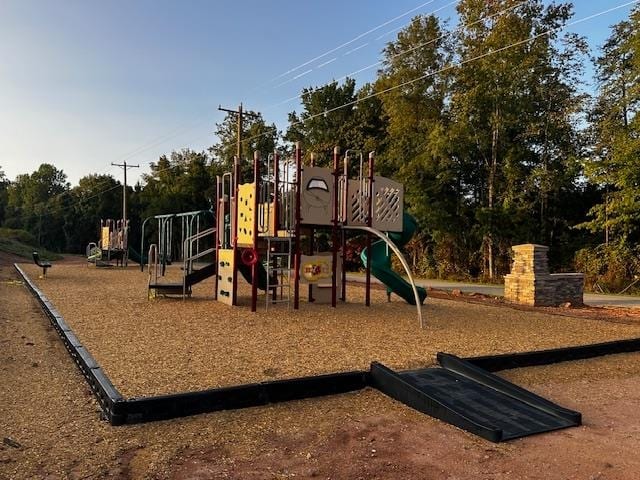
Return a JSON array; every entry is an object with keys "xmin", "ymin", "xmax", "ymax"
[{"xmin": 574, "ymin": 241, "xmax": 640, "ymax": 293}]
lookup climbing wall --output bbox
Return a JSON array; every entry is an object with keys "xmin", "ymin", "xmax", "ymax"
[
  {"xmin": 217, "ymin": 248, "xmax": 235, "ymax": 306},
  {"xmin": 101, "ymin": 226, "xmax": 111, "ymax": 249},
  {"xmin": 237, "ymin": 183, "xmax": 256, "ymax": 246}
]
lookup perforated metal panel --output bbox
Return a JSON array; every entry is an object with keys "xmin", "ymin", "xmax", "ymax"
[
  {"xmin": 347, "ymin": 179, "xmax": 369, "ymax": 226},
  {"xmin": 372, "ymin": 176, "xmax": 403, "ymax": 233}
]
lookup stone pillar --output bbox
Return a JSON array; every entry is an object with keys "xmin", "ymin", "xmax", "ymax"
[{"xmin": 504, "ymin": 244, "xmax": 584, "ymax": 307}]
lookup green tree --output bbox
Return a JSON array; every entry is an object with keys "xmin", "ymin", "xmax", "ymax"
[
  {"xmin": 580, "ymin": 6, "xmax": 640, "ymax": 244},
  {"xmin": 140, "ymin": 149, "xmax": 215, "ymax": 217},
  {"xmin": 373, "ymin": 14, "xmax": 471, "ymax": 277},
  {"xmin": 449, "ymin": 0, "xmax": 587, "ymax": 277},
  {"xmin": 286, "ymin": 78, "xmax": 359, "ymax": 165},
  {"xmin": 376, "ymin": 14, "xmax": 450, "ymax": 171},
  {"xmin": 0, "ymin": 166, "xmax": 9, "ymax": 225},
  {"xmin": 5, "ymin": 164, "xmax": 69, "ymax": 249},
  {"xmin": 210, "ymin": 111, "xmax": 278, "ymax": 181},
  {"xmin": 62, "ymin": 174, "xmax": 122, "ymax": 253}
]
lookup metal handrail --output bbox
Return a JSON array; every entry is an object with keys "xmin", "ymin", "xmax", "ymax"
[
  {"xmin": 342, "ymin": 225, "xmax": 424, "ymax": 328},
  {"xmin": 183, "ymin": 227, "xmax": 216, "ymax": 275},
  {"xmin": 147, "ymin": 244, "xmax": 159, "ymax": 299}
]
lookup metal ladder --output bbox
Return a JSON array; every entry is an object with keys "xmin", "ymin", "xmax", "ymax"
[{"xmin": 265, "ymin": 236, "xmax": 292, "ymax": 310}]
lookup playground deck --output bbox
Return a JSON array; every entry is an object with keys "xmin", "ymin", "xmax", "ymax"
[{"xmin": 18, "ymin": 262, "xmax": 640, "ymax": 398}]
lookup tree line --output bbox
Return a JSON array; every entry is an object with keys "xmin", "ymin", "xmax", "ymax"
[{"xmin": 1, "ymin": 0, "xmax": 638, "ymax": 291}]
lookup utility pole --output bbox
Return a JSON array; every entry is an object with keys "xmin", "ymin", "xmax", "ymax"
[
  {"xmin": 217, "ymin": 103, "xmax": 260, "ymax": 162},
  {"xmin": 111, "ymin": 161, "xmax": 139, "ymax": 227}
]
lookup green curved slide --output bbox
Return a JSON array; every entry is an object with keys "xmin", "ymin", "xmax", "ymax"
[{"xmin": 360, "ymin": 212, "xmax": 427, "ymax": 305}]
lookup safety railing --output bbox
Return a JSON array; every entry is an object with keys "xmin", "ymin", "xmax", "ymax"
[{"xmin": 183, "ymin": 227, "xmax": 217, "ymax": 276}]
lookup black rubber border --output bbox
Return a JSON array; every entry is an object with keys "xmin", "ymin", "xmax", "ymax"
[
  {"xmin": 15, "ymin": 264, "xmax": 126, "ymax": 424},
  {"xmin": 465, "ymin": 338, "xmax": 640, "ymax": 372},
  {"xmin": 15, "ymin": 264, "xmax": 367, "ymax": 425}
]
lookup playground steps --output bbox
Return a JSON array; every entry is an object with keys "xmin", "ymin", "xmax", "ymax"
[
  {"xmin": 149, "ymin": 263, "xmax": 216, "ymax": 297},
  {"xmin": 265, "ymin": 236, "xmax": 292, "ymax": 308},
  {"xmin": 148, "ymin": 283, "xmax": 189, "ymax": 296},
  {"xmin": 371, "ymin": 354, "xmax": 581, "ymax": 442},
  {"xmin": 185, "ymin": 263, "xmax": 217, "ymax": 286}
]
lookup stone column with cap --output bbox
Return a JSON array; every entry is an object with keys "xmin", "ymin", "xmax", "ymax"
[{"xmin": 504, "ymin": 244, "xmax": 583, "ymax": 307}]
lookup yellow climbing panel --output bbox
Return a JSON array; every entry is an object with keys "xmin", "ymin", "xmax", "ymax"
[
  {"xmin": 237, "ymin": 183, "xmax": 256, "ymax": 247},
  {"xmin": 217, "ymin": 248, "xmax": 235, "ymax": 306}
]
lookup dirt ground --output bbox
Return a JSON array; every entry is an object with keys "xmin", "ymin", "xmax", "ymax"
[{"xmin": 2, "ymin": 253, "xmax": 640, "ymax": 479}]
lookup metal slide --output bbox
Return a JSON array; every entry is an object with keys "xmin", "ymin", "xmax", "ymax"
[{"xmin": 346, "ymin": 212, "xmax": 426, "ymax": 327}]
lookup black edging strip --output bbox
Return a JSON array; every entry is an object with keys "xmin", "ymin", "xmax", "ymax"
[
  {"xmin": 121, "ymin": 371, "xmax": 368, "ymax": 424},
  {"xmin": 14, "ymin": 264, "xmax": 125, "ymax": 424},
  {"xmin": 465, "ymin": 338, "xmax": 640, "ymax": 372},
  {"xmin": 14, "ymin": 264, "xmax": 368, "ymax": 425}
]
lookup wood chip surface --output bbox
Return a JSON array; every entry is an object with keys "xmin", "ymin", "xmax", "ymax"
[{"xmin": 20, "ymin": 263, "xmax": 640, "ymax": 398}]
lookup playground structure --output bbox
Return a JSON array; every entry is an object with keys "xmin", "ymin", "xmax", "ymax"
[
  {"xmin": 216, "ymin": 144, "xmax": 427, "ymax": 318},
  {"xmin": 147, "ymin": 143, "xmax": 427, "ymax": 325},
  {"xmin": 86, "ymin": 218, "xmax": 129, "ymax": 267}
]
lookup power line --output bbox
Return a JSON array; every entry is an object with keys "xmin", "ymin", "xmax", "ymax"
[
  {"xmin": 269, "ymin": 0, "xmax": 459, "ymax": 91},
  {"xmin": 7, "ymin": 148, "xmax": 196, "ymax": 222},
  {"xmin": 111, "ymin": 161, "xmax": 140, "ymax": 227},
  {"xmin": 266, "ymin": 0, "xmax": 442, "ymax": 84},
  {"xmin": 242, "ymin": 0, "xmax": 639, "ymax": 148},
  {"xmin": 11, "ymin": 1, "xmax": 450, "ymax": 207},
  {"xmin": 267, "ymin": 0, "xmax": 527, "ymax": 110}
]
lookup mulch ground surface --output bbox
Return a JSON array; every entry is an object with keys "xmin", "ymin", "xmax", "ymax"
[{"xmin": 2, "ymin": 253, "xmax": 640, "ymax": 479}]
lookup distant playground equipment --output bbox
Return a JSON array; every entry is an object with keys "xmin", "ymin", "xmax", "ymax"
[
  {"xmin": 144, "ymin": 209, "xmax": 217, "ymax": 298},
  {"xmin": 86, "ymin": 218, "xmax": 129, "ymax": 267},
  {"xmin": 148, "ymin": 143, "xmax": 425, "ymax": 324}
]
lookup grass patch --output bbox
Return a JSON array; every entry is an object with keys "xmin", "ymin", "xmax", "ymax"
[{"xmin": 0, "ymin": 228, "xmax": 63, "ymax": 261}]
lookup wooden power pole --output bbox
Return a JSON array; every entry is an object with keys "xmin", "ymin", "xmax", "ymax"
[
  {"xmin": 111, "ymin": 161, "xmax": 139, "ymax": 227},
  {"xmin": 217, "ymin": 103, "xmax": 260, "ymax": 163}
]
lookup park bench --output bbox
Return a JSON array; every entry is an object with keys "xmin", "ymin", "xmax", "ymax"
[{"xmin": 32, "ymin": 251, "xmax": 52, "ymax": 277}]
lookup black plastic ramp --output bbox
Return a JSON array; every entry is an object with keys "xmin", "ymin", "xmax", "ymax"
[{"xmin": 371, "ymin": 355, "xmax": 580, "ymax": 442}]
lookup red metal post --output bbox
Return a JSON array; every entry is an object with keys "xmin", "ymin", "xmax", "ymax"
[
  {"xmin": 365, "ymin": 151, "xmax": 374, "ymax": 307},
  {"xmin": 293, "ymin": 142, "xmax": 302, "ymax": 309},
  {"xmin": 232, "ymin": 156, "xmax": 240, "ymax": 306},
  {"xmin": 214, "ymin": 176, "xmax": 221, "ymax": 300},
  {"xmin": 341, "ymin": 152, "xmax": 349, "ymax": 302},
  {"xmin": 273, "ymin": 151, "xmax": 279, "ymax": 233},
  {"xmin": 331, "ymin": 146, "xmax": 340, "ymax": 308},
  {"xmin": 307, "ymin": 152, "xmax": 316, "ymax": 302},
  {"xmin": 251, "ymin": 151, "xmax": 260, "ymax": 312}
]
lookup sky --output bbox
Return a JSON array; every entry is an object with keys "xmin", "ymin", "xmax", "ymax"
[{"xmin": 0, "ymin": 0, "xmax": 637, "ymax": 186}]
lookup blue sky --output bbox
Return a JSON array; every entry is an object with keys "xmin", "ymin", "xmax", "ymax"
[{"xmin": 0, "ymin": 0, "xmax": 637, "ymax": 186}]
